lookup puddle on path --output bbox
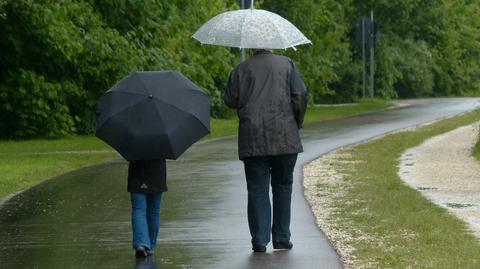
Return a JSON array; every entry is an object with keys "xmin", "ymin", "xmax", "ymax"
[{"xmin": 446, "ymin": 203, "xmax": 475, "ymax": 209}]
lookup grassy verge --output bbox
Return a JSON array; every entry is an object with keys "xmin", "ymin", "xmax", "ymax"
[
  {"xmin": 303, "ymin": 98, "xmax": 390, "ymax": 125},
  {"xmin": 0, "ymin": 98, "xmax": 389, "ymax": 201},
  {"xmin": 317, "ymin": 109, "xmax": 480, "ymax": 268},
  {"xmin": 473, "ymin": 130, "xmax": 480, "ymax": 160},
  {"xmin": 0, "ymin": 136, "xmax": 114, "ymax": 200},
  {"xmin": 209, "ymin": 98, "xmax": 391, "ymax": 139}
]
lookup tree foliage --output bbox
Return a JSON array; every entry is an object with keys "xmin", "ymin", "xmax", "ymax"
[
  {"xmin": 262, "ymin": 0, "xmax": 355, "ymax": 103},
  {"xmin": 352, "ymin": 0, "xmax": 480, "ymax": 98},
  {"xmin": 0, "ymin": 0, "xmax": 236, "ymax": 138},
  {"xmin": 1, "ymin": 0, "xmax": 480, "ymax": 138}
]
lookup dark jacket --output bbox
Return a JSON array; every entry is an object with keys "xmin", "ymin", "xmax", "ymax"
[
  {"xmin": 128, "ymin": 159, "xmax": 167, "ymax": 193},
  {"xmin": 224, "ymin": 51, "xmax": 307, "ymax": 159}
]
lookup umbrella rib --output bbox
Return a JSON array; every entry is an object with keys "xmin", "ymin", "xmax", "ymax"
[
  {"xmin": 154, "ymin": 98, "xmax": 210, "ymax": 132},
  {"xmin": 97, "ymin": 98, "xmax": 152, "ymax": 160},
  {"xmin": 201, "ymin": 11, "xmax": 232, "ymax": 47},
  {"xmin": 96, "ymin": 91, "xmax": 149, "ymax": 128},
  {"xmin": 150, "ymin": 99, "xmax": 175, "ymax": 158},
  {"xmin": 239, "ymin": 10, "xmax": 250, "ymax": 49},
  {"xmin": 151, "ymin": 99, "xmax": 207, "ymax": 158},
  {"xmin": 267, "ymin": 15, "xmax": 291, "ymax": 49},
  {"xmin": 102, "ymin": 88, "xmax": 208, "ymax": 129},
  {"xmin": 137, "ymin": 73, "xmax": 152, "ymax": 96},
  {"xmin": 203, "ymin": 14, "xmax": 220, "ymax": 45}
]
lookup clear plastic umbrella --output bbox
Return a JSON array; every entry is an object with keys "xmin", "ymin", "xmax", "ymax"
[{"xmin": 192, "ymin": 1, "xmax": 311, "ymax": 50}]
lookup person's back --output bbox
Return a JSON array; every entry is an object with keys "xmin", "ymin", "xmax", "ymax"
[
  {"xmin": 225, "ymin": 50, "xmax": 307, "ymax": 160},
  {"xmin": 224, "ymin": 49, "xmax": 307, "ymax": 252}
]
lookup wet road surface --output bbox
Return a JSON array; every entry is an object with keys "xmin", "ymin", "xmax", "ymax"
[{"xmin": 1, "ymin": 98, "xmax": 479, "ymax": 269}]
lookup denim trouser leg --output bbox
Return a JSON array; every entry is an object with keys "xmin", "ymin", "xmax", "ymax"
[
  {"xmin": 147, "ymin": 194, "xmax": 162, "ymax": 251},
  {"xmin": 243, "ymin": 157, "xmax": 272, "ymax": 246},
  {"xmin": 271, "ymin": 154, "xmax": 297, "ymax": 241},
  {"xmin": 131, "ymin": 192, "xmax": 163, "ymax": 250}
]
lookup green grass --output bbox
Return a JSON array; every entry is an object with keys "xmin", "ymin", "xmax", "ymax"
[
  {"xmin": 0, "ymin": 98, "xmax": 389, "ymax": 201},
  {"xmin": 323, "ymin": 109, "xmax": 480, "ymax": 268},
  {"xmin": 303, "ymin": 98, "xmax": 390, "ymax": 125},
  {"xmin": 473, "ymin": 130, "xmax": 480, "ymax": 160},
  {"xmin": 0, "ymin": 136, "xmax": 114, "ymax": 200},
  {"xmin": 209, "ymin": 98, "xmax": 390, "ymax": 139}
]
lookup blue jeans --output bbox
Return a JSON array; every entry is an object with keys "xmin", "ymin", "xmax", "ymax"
[
  {"xmin": 131, "ymin": 192, "xmax": 163, "ymax": 251},
  {"xmin": 242, "ymin": 154, "xmax": 297, "ymax": 247}
]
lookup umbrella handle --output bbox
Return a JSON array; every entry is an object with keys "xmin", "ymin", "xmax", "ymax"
[{"xmin": 251, "ymin": 0, "xmax": 254, "ymax": 9}]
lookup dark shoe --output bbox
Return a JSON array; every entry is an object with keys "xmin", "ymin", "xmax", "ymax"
[
  {"xmin": 273, "ymin": 240, "xmax": 293, "ymax": 250},
  {"xmin": 252, "ymin": 245, "xmax": 267, "ymax": 252},
  {"xmin": 135, "ymin": 246, "xmax": 148, "ymax": 258}
]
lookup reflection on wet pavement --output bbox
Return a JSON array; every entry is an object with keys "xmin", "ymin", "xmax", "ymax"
[
  {"xmin": 134, "ymin": 257, "xmax": 157, "ymax": 269},
  {"xmin": 0, "ymin": 98, "xmax": 479, "ymax": 268}
]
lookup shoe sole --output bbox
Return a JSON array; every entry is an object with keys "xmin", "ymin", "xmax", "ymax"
[
  {"xmin": 135, "ymin": 251, "xmax": 148, "ymax": 258},
  {"xmin": 252, "ymin": 246, "xmax": 267, "ymax": 252},
  {"xmin": 273, "ymin": 243, "xmax": 293, "ymax": 250}
]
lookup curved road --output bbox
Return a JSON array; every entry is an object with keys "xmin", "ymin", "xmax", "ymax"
[{"xmin": 0, "ymin": 98, "xmax": 479, "ymax": 269}]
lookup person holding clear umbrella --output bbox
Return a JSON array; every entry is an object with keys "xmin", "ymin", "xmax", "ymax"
[
  {"xmin": 193, "ymin": 0, "xmax": 310, "ymax": 253},
  {"xmin": 224, "ymin": 49, "xmax": 307, "ymax": 252}
]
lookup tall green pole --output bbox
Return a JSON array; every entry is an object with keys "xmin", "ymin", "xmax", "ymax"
[
  {"xmin": 370, "ymin": 10, "xmax": 375, "ymax": 97},
  {"xmin": 362, "ymin": 18, "xmax": 366, "ymax": 98}
]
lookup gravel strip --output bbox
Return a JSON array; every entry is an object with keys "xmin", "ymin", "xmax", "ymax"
[
  {"xmin": 304, "ymin": 151, "xmax": 362, "ymax": 269},
  {"xmin": 398, "ymin": 122, "xmax": 480, "ymax": 238},
  {"xmin": 303, "ymin": 117, "xmax": 479, "ymax": 268}
]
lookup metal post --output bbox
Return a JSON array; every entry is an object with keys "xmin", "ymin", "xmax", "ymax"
[
  {"xmin": 241, "ymin": 0, "xmax": 245, "ymax": 61},
  {"xmin": 370, "ymin": 10, "xmax": 375, "ymax": 98},
  {"xmin": 361, "ymin": 18, "xmax": 366, "ymax": 98}
]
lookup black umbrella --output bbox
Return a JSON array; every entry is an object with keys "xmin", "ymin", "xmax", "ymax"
[{"xmin": 95, "ymin": 71, "xmax": 211, "ymax": 161}]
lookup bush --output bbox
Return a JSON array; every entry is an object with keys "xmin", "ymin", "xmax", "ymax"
[
  {"xmin": 0, "ymin": 0, "xmax": 143, "ymax": 138},
  {"xmin": 0, "ymin": 70, "xmax": 76, "ymax": 138},
  {"xmin": 393, "ymin": 40, "xmax": 434, "ymax": 98}
]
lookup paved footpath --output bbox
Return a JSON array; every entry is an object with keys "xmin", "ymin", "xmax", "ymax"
[{"xmin": 0, "ymin": 98, "xmax": 479, "ymax": 269}]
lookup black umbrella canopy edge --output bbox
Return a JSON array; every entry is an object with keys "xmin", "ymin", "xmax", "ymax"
[
  {"xmin": 96, "ymin": 91, "xmax": 210, "ymax": 135},
  {"xmin": 169, "ymin": 71, "xmax": 211, "ymax": 96},
  {"xmin": 106, "ymin": 72, "xmax": 147, "ymax": 95},
  {"xmin": 109, "ymin": 71, "xmax": 211, "ymax": 97},
  {"xmin": 95, "ymin": 91, "xmax": 148, "ymax": 131},
  {"xmin": 154, "ymin": 98, "xmax": 211, "ymax": 133},
  {"xmin": 96, "ymin": 97, "xmax": 210, "ymax": 161},
  {"xmin": 97, "ymin": 70, "xmax": 211, "ymax": 132},
  {"xmin": 95, "ymin": 70, "xmax": 211, "ymax": 161}
]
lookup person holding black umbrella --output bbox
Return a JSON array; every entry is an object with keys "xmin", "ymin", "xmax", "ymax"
[
  {"xmin": 224, "ymin": 49, "xmax": 307, "ymax": 252},
  {"xmin": 96, "ymin": 71, "xmax": 211, "ymax": 258},
  {"xmin": 127, "ymin": 159, "xmax": 167, "ymax": 258}
]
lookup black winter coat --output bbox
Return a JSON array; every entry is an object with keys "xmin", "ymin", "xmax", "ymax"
[
  {"xmin": 224, "ymin": 51, "xmax": 307, "ymax": 160},
  {"xmin": 128, "ymin": 159, "xmax": 167, "ymax": 193}
]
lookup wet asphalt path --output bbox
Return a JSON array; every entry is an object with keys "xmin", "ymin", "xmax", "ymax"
[{"xmin": 0, "ymin": 98, "xmax": 479, "ymax": 269}]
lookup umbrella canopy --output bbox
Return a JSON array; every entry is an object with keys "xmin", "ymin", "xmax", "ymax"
[
  {"xmin": 95, "ymin": 71, "xmax": 210, "ymax": 161},
  {"xmin": 192, "ymin": 8, "xmax": 311, "ymax": 50}
]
